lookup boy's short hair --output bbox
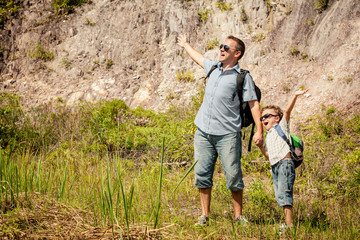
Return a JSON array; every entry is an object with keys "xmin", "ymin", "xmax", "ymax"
[{"xmin": 261, "ymin": 105, "xmax": 284, "ymax": 120}]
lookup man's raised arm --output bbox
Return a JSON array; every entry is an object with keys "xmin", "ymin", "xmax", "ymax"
[{"xmin": 177, "ymin": 34, "xmax": 205, "ymax": 68}]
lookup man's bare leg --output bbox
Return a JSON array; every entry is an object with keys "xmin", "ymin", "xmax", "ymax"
[
  {"xmin": 199, "ymin": 187, "xmax": 212, "ymax": 217},
  {"xmin": 231, "ymin": 189, "xmax": 243, "ymax": 219}
]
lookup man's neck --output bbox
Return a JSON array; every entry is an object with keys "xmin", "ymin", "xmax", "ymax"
[{"xmin": 221, "ymin": 61, "xmax": 238, "ymax": 72}]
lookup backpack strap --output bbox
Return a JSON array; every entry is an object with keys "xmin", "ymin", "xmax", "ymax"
[
  {"xmin": 233, "ymin": 69, "xmax": 252, "ymax": 151},
  {"xmin": 232, "ymin": 69, "xmax": 248, "ymax": 101},
  {"xmin": 274, "ymin": 124, "xmax": 296, "ymax": 154},
  {"xmin": 248, "ymin": 123, "xmax": 255, "ymax": 152},
  {"xmin": 202, "ymin": 65, "xmax": 218, "ymax": 86}
]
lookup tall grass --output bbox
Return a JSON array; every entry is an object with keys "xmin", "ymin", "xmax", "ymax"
[{"xmin": 0, "ymin": 92, "xmax": 359, "ymax": 239}]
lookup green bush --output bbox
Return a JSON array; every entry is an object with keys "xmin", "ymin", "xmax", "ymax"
[
  {"xmin": 313, "ymin": 0, "xmax": 329, "ymax": 13},
  {"xmin": 206, "ymin": 38, "xmax": 218, "ymax": 50},
  {"xmin": 0, "ymin": 0, "xmax": 22, "ymax": 28},
  {"xmin": 198, "ymin": 9, "xmax": 210, "ymax": 23},
  {"xmin": 28, "ymin": 43, "xmax": 54, "ymax": 61},
  {"xmin": 0, "ymin": 92, "xmax": 23, "ymax": 149},
  {"xmin": 52, "ymin": 0, "xmax": 89, "ymax": 15},
  {"xmin": 176, "ymin": 70, "xmax": 195, "ymax": 82},
  {"xmin": 216, "ymin": 1, "xmax": 232, "ymax": 12}
]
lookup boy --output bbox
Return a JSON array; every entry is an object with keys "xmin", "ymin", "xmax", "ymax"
[{"xmin": 255, "ymin": 89, "xmax": 309, "ymax": 230}]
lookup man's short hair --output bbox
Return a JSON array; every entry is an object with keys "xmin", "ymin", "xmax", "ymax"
[
  {"xmin": 261, "ymin": 105, "xmax": 284, "ymax": 120},
  {"xmin": 227, "ymin": 35, "xmax": 245, "ymax": 61}
]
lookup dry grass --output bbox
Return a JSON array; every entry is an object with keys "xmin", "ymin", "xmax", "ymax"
[{"xmin": 0, "ymin": 193, "xmax": 165, "ymax": 239}]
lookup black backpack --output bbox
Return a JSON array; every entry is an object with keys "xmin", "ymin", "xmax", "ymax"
[{"xmin": 204, "ymin": 65, "xmax": 262, "ymax": 151}]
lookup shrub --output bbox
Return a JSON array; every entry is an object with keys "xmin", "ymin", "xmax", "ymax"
[
  {"xmin": 252, "ymin": 33, "xmax": 265, "ymax": 42},
  {"xmin": 176, "ymin": 70, "xmax": 195, "ymax": 82},
  {"xmin": 241, "ymin": 8, "xmax": 248, "ymax": 23},
  {"xmin": 52, "ymin": 0, "xmax": 89, "ymax": 15},
  {"xmin": 206, "ymin": 38, "xmax": 218, "ymax": 50},
  {"xmin": 216, "ymin": 1, "xmax": 232, "ymax": 12},
  {"xmin": 198, "ymin": 9, "xmax": 210, "ymax": 23},
  {"xmin": 0, "ymin": 0, "xmax": 22, "ymax": 28},
  {"xmin": 313, "ymin": 0, "xmax": 329, "ymax": 13},
  {"xmin": 28, "ymin": 43, "xmax": 54, "ymax": 61},
  {"xmin": 0, "ymin": 92, "xmax": 23, "ymax": 149},
  {"xmin": 105, "ymin": 58, "xmax": 113, "ymax": 69},
  {"xmin": 290, "ymin": 45, "xmax": 300, "ymax": 56}
]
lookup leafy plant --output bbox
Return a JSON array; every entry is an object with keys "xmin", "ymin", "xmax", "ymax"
[
  {"xmin": 86, "ymin": 17, "xmax": 95, "ymax": 25},
  {"xmin": 0, "ymin": 0, "xmax": 22, "ymax": 28},
  {"xmin": 61, "ymin": 57, "xmax": 71, "ymax": 68},
  {"xmin": 198, "ymin": 9, "xmax": 210, "ymax": 23},
  {"xmin": 206, "ymin": 38, "xmax": 218, "ymax": 50},
  {"xmin": 313, "ymin": 0, "xmax": 329, "ymax": 13},
  {"xmin": 253, "ymin": 33, "xmax": 265, "ymax": 42},
  {"xmin": 28, "ymin": 43, "xmax": 54, "ymax": 61},
  {"xmin": 105, "ymin": 58, "xmax": 113, "ymax": 69},
  {"xmin": 290, "ymin": 45, "xmax": 300, "ymax": 56},
  {"xmin": 52, "ymin": 0, "xmax": 90, "ymax": 15},
  {"xmin": 216, "ymin": 0, "xmax": 232, "ymax": 12},
  {"xmin": 241, "ymin": 8, "xmax": 248, "ymax": 23},
  {"xmin": 176, "ymin": 70, "xmax": 195, "ymax": 82}
]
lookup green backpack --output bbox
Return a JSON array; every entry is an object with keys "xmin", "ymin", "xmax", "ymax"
[{"xmin": 275, "ymin": 125, "xmax": 304, "ymax": 168}]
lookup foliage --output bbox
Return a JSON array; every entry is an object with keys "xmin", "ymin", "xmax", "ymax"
[
  {"xmin": 105, "ymin": 58, "xmax": 113, "ymax": 69},
  {"xmin": 246, "ymin": 178, "xmax": 276, "ymax": 222},
  {"xmin": 0, "ymin": 92, "xmax": 23, "ymax": 149},
  {"xmin": 0, "ymin": 92, "xmax": 359, "ymax": 239},
  {"xmin": 52, "ymin": 0, "xmax": 90, "ymax": 15},
  {"xmin": 241, "ymin": 7, "xmax": 248, "ymax": 23},
  {"xmin": 0, "ymin": 0, "xmax": 22, "ymax": 28},
  {"xmin": 28, "ymin": 43, "xmax": 54, "ymax": 61},
  {"xmin": 206, "ymin": 38, "xmax": 218, "ymax": 50},
  {"xmin": 252, "ymin": 33, "xmax": 265, "ymax": 42},
  {"xmin": 216, "ymin": 0, "xmax": 232, "ymax": 12},
  {"xmin": 290, "ymin": 45, "xmax": 300, "ymax": 56},
  {"xmin": 313, "ymin": 0, "xmax": 329, "ymax": 13},
  {"xmin": 176, "ymin": 70, "xmax": 195, "ymax": 82},
  {"xmin": 197, "ymin": 9, "xmax": 210, "ymax": 23}
]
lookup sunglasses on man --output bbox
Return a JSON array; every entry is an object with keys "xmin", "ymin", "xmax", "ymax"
[
  {"xmin": 219, "ymin": 44, "xmax": 231, "ymax": 51},
  {"xmin": 260, "ymin": 113, "xmax": 278, "ymax": 122}
]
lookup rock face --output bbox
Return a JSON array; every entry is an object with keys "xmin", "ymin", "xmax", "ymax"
[{"xmin": 1, "ymin": 0, "xmax": 359, "ymax": 116}]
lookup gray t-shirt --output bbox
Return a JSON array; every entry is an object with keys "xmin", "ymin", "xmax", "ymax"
[
  {"xmin": 265, "ymin": 117, "xmax": 291, "ymax": 166},
  {"xmin": 194, "ymin": 58, "xmax": 258, "ymax": 135}
]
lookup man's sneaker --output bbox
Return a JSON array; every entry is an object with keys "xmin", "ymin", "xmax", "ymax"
[
  {"xmin": 234, "ymin": 215, "xmax": 249, "ymax": 226},
  {"xmin": 195, "ymin": 215, "xmax": 209, "ymax": 227}
]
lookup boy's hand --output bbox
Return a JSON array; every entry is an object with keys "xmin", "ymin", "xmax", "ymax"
[{"xmin": 295, "ymin": 89, "xmax": 309, "ymax": 96}]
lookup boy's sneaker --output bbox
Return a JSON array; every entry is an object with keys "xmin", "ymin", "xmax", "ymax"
[
  {"xmin": 276, "ymin": 223, "xmax": 291, "ymax": 234},
  {"xmin": 234, "ymin": 215, "xmax": 249, "ymax": 226},
  {"xmin": 195, "ymin": 215, "xmax": 209, "ymax": 227}
]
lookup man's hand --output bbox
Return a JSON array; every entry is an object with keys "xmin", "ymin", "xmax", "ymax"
[
  {"xmin": 177, "ymin": 34, "xmax": 188, "ymax": 48},
  {"xmin": 249, "ymin": 100, "xmax": 263, "ymax": 146},
  {"xmin": 176, "ymin": 33, "xmax": 205, "ymax": 68},
  {"xmin": 253, "ymin": 130, "xmax": 263, "ymax": 146}
]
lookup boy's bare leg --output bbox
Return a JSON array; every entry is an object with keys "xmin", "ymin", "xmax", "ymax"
[
  {"xmin": 199, "ymin": 187, "xmax": 212, "ymax": 217},
  {"xmin": 231, "ymin": 189, "xmax": 243, "ymax": 218},
  {"xmin": 283, "ymin": 205, "xmax": 294, "ymax": 227}
]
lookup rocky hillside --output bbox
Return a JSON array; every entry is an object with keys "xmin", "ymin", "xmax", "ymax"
[{"xmin": 1, "ymin": 0, "xmax": 359, "ymax": 117}]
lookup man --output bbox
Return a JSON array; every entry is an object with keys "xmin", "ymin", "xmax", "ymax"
[{"xmin": 177, "ymin": 34, "xmax": 263, "ymax": 226}]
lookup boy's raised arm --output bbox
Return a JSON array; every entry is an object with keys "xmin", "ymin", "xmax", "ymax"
[{"xmin": 284, "ymin": 89, "xmax": 309, "ymax": 122}]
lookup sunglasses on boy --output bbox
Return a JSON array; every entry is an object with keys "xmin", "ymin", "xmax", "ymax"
[{"xmin": 260, "ymin": 113, "xmax": 278, "ymax": 122}]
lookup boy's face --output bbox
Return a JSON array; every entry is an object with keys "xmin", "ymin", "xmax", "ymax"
[{"xmin": 261, "ymin": 109, "xmax": 280, "ymax": 131}]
